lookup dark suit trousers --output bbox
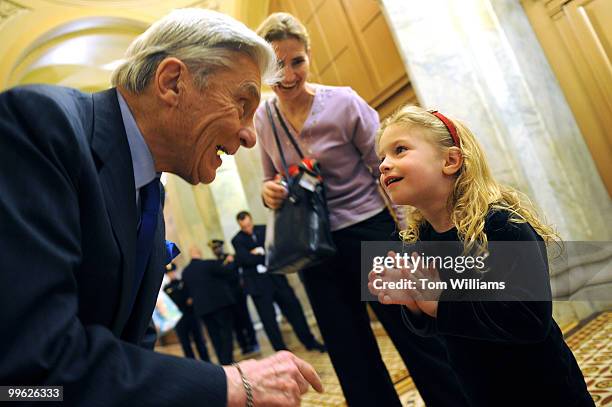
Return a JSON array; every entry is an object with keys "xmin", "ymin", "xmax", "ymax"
[
  {"xmin": 201, "ymin": 306, "xmax": 234, "ymax": 365},
  {"xmin": 174, "ymin": 311, "xmax": 210, "ymax": 362},
  {"xmin": 300, "ymin": 210, "xmax": 469, "ymax": 407},
  {"xmin": 231, "ymin": 288, "xmax": 257, "ymax": 351},
  {"xmin": 252, "ymin": 276, "xmax": 316, "ymax": 351}
]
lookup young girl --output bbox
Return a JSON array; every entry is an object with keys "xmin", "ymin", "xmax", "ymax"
[{"xmin": 369, "ymin": 105, "xmax": 594, "ymax": 406}]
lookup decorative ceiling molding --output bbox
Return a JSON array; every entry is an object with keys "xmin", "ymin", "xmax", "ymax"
[
  {"xmin": 0, "ymin": 0, "xmax": 29, "ymax": 29},
  {"xmin": 187, "ymin": 0, "xmax": 221, "ymax": 11},
  {"xmin": 42, "ymin": 0, "xmax": 166, "ymax": 7},
  {"xmin": 10, "ymin": 16, "xmax": 147, "ymax": 76},
  {"xmin": 41, "ymin": 0, "xmax": 220, "ymax": 9},
  {"xmin": 23, "ymin": 16, "xmax": 147, "ymax": 54},
  {"xmin": 8, "ymin": 16, "xmax": 147, "ymax": 88}
]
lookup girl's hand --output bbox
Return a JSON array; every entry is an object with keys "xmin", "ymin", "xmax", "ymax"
[
  {"xmin": 262, "ymin": 175, "xmax": 288, "ymax": 209},
  {"xmin": 368, "ymin": 251, "xmax": 421, "ymax": 314},
  {"xmin": 368, "ymin": 251, "xmax": 443, "ymax": 318},
  {"xmin": 408, "ymin": 252, "xmax": 441, "ymax": 318}
]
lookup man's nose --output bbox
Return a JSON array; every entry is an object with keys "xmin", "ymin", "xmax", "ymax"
[{"xmin": 238, "ymin": 127, "xmax": 256, "ymax": 149}]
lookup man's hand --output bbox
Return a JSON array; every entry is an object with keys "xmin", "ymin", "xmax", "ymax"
[
  {"xmin": 224, "ymin": 351, "xmax": 323, "ymax": 407},
  {"xmin": 250, "ymin": 247, "xmax": 265, "ymax": 256}
]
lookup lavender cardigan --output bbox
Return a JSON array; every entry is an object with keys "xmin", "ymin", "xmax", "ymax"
[{"xmin": 255, "ymin": 84, "xmax": 385, "ymax": 231}]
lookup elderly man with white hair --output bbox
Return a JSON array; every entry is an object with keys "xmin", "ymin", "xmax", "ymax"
[{"xmin": 0, "ymin": 8, "xmax": 322, "ymax": 407}]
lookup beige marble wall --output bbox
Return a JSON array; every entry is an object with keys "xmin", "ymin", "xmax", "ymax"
[
  {"xmin": 381, "ymin": 0, "xmax": 612, "ymax": 323},
  {"xmin": 381, "ymin": 0, "xmax": 611, "ymax": 240},
  {"xmin": 164, "ymin": 175, "xmax": 224, "ymax": 260},
  {"xmin": 234, "ymin": 142, "xmax": 268, "ymax": 225}
]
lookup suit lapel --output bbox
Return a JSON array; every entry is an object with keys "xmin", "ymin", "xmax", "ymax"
[{"xmin": 91, "ymin": 88, "xmax": 138, "ymax": 335}]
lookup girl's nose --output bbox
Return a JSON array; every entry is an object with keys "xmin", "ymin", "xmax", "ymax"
[{"xmin": 379, "ymin": 157, "xmax": 391, "ymax": 174}]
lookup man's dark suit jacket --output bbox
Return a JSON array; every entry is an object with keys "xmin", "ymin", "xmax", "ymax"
[
  {"xmin": 181, "ymin": 259, "xmax": 236, "ymax": 317},
  {"xmin": 231, "ymin": 225, "xmax": 283, "ymax": 296},
  {"xmin": 0, "ymin": 85, "xmax": 226, "ymax": 406}
]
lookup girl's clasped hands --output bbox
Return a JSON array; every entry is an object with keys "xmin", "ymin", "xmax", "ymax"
[{"xmin": 367, "ymin": 251, "xmax": 442, "ymax": 318}]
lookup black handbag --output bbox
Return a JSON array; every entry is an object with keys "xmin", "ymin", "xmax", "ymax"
[{"xmin": 264, "ymin": 101, "xmax": 337, "ymax": 274}]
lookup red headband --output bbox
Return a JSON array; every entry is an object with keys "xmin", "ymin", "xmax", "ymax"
[{"xmin": 428, "ymin": 110, "xmax": 460, "ymax": 147}]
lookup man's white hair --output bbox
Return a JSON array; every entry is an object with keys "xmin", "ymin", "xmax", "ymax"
[{"xmin": 111, "ymin": 8, "xmax": 278, "ymax": 92}]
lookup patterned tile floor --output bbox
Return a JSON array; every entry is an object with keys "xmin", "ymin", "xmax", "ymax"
[
  {"xmin": 565, "ymin": 312, "xmax": 612, "ymax": 406},
  {"xmin": 156, "ymin": 312, "xmax": 611, "ymax": 406},
  {"xmin": 293, "ymin": 323, "xmax": 422, "ymax": 407}
]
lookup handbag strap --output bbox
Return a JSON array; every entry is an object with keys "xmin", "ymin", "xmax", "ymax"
[
  {"xmin": 271, "ymin": 101, "xmax": 305, "ymax": 159},
  {"xmin": 265, "ymin": 101, "xmax": 293, "ymax": 187},
  {"xmin": 266, "ymin": 101, "xmax": 289, "ymax": 176}
]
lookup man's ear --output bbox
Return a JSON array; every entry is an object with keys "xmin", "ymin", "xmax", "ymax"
[
  {"xmin": 154, "ymin": 57, "xmax": 186, "ymax": 106},
  {"xmin": 442, "ymin": 146, "xmax": 463, "ymax": 176}
]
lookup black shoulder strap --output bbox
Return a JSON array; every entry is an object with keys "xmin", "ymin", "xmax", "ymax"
[
  {"xmin": 272, "ymin": 101, "xmax": 304, "ymax": 159},
  {"xmin": 265, "ymin": 101, "xmax": 291, "ymax": 181}
]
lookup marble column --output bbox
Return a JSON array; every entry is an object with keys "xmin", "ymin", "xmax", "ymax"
[
  {"xmin": 208, "ymin": 155, "xmax": 252, "ymax": 245},
  {"xmin": 381, "ymin": 0, "xmax": 612, "ymax": 322},
  {"xmin": 164, "ymin": 174, "xmax": 226, "ymax": 259},
  {"xmin": 234, "ymin": 142, "xmax": 268, "ymax": 225}
]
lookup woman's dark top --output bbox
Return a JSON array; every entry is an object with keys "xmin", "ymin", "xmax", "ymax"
[{"xmin": 401, "ymin": 210, "xmax": 594, "ymax": 407}]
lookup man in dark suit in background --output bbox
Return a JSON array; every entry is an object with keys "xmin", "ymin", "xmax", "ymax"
[
  {"xmin": 209, "ymin": 239, "xmax": 260, "ymax": 356},
  {"xmin": 182, "ymin": 247, "xmax": 236, "ymax": 365},
  {"xmin": 0, "ymin": 8, "xmax": 322, "ymax": 407},
  {"xmin": 231, "ymin": 211, "xmax": 326, "ymax": 353},
  {"xmin": 163, "ymin": 263, "xmax": 210, "ymax": 361}
]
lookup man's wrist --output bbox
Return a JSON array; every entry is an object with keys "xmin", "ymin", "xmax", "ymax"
[
  {"xmin": 223, "ymin": 365, "xmax": 246, "ymax": 407},
  {"xmin": 232, "ymin": 363, "xmax": 254, "ymax": 407}
]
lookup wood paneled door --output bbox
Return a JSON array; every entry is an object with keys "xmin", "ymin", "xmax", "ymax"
[
  {"xmin": 268, "ymin": 0, "xmax": 417, "ymax": 117},
  {"xmin": 522, "ymin": 0, "xmax": 612, "ymax": 196}
]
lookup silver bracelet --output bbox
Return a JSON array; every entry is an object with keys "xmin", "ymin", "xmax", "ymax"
[{"xmin": 232, "ymin": 362, "xmax": 254, "ymax": 407}]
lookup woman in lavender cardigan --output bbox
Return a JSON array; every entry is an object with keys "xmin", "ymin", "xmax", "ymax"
[{"xmin": 254, "ymin": 13, "xmax": 469, "ymax": 407}]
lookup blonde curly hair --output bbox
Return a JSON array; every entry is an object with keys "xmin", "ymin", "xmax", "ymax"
[{"xmin": 377, "ymin": 105, "xmax": 558, "ymax": 254}]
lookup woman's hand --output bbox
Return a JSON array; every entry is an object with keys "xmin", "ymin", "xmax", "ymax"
[{"xmin": 262, "ymin": 175, "xmax": 288, "ymax": 209}]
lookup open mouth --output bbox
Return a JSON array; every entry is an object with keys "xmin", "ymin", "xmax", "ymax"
[
  {"xmin": 384, "ymin": 176, "xmax": 404, "ymax": 187},
  {"xmin": 277, "ymin": 82, "xmax": 298, "ymax": 90},
  {"xmin": 216, "ymin": 145, "xmax": 228, "ymax": 156}
]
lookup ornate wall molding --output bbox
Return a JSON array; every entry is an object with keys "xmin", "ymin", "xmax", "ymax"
[{"xmin": 0, "ymin": 0, "xmax": 29, "ymax": 29}]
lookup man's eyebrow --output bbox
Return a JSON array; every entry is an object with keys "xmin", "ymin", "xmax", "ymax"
[{"xmin": 240, "ymin": 82, "xmax": 260, "ymax": 101}]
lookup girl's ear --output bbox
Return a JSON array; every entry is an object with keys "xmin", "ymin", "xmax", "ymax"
[{"xmin": 442, "ymin": 147, "xmax": 463, "ymax": 176}]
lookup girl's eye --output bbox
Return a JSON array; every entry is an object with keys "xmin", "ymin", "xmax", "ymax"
[
  {"xmin": 395, "ymin": 146, "xmax": 407, "ymax": 154},
  {"xmin": 292, "ymin": 58, "xmax": 305, "ymax": 67}
]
